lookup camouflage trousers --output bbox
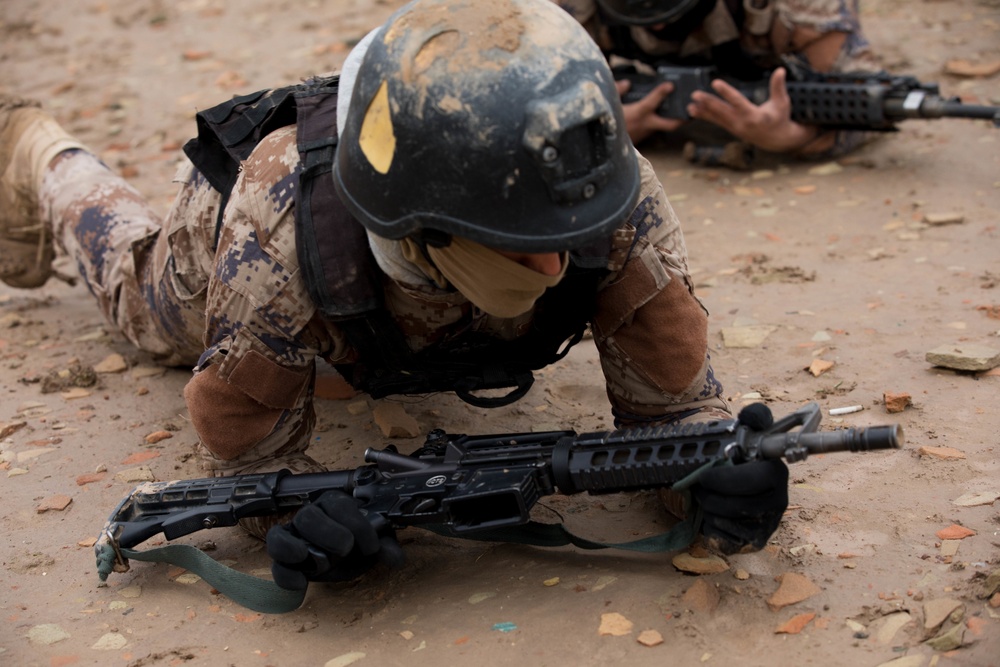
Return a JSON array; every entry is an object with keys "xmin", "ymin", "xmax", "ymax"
[{"xmin": 40, "ymin": 149, "xmax": 216, "ymax": 368}]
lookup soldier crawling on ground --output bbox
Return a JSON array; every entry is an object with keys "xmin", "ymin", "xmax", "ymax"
[{"xmin": 0, "ymin": 0, "xmax": 788, "ymax": 590}]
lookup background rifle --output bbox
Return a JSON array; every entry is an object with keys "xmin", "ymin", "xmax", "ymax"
[
  {"xmin": 617, "ymin": 63, "xmax": 1000, "ymax": 131},
  {"xmin": 97, "ymin": 402, "xmax": 901, "ymax": 579}
]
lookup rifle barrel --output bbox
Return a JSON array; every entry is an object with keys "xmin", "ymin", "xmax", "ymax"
[
  {"xmin": 759, "ymin": 424, "xmax": 902, "ymax": 460},
  {"xmin": 937, "ymin": 102, "xmax": 1000, "ymax": 124}
]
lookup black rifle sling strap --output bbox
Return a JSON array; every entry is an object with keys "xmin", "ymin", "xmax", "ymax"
[{"xmin": 292, "ymin": 77, "xmax": 386, "ymax": 321}]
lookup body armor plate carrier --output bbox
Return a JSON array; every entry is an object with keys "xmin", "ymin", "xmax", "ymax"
[{"xmin": 183, "ymin": 76, "xmax": 610, "ymax": 407}]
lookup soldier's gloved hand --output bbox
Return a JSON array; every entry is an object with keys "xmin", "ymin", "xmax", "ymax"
[
  {"xmin": 266, "ymin": 490, "xmax": 405, "ymax": 591},
  {"xmin": 692, "ymin": 403, "xmax": 789, "ymax": 554}
]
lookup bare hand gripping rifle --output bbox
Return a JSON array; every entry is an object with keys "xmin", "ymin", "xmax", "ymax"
[
  {"xmin": 96, "ymin": 403, "xmax": 901, "ymax": 589},
  {"xmin": 618, "ymin": 63, "xmax": 1000, "ymax": 131}
]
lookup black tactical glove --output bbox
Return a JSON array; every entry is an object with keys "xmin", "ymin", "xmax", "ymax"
[
  {"xmin": 266, "ymin": 490, "xmax": 405, "ymax": 591},
  {"xmin": 691, "ymin": 403, "xmax": 789, "ymax": 554}
]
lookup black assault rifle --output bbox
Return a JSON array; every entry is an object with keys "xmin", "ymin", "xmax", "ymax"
[
  {"xmin": 97, "ymin": 402, "xmax": 901, "ymax": 580},
  {"xmin": 618, "ymin": 64, "xmax": 1000, "ymax": 130}
]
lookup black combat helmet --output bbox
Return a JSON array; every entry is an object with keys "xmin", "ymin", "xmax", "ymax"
[
  {"xmin": 333, "ymin": 0, "xmax": 640, "ymax": 253},
  {"xmin": 595, "ymin": 0, "xmax": 715, "ymax": 26}
]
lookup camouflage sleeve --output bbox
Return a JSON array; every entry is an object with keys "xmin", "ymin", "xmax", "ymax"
[
  {"xmin": 775, "ymin": 0, "xmax": 879, "ymax": 159},
  {"xmin": 776, "ymin": 0, "xmax": 873, "ymax": 69},
  {"xmin": 591, "ymin": 153, "xmax": 730, "ymax": 428},
  {"xmin": 186, "ymin": 126, "xmax": 327, "ymax": 474}
]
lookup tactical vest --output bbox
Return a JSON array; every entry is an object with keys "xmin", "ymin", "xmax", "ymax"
[{"xmin": 182, "ymin": 76, "xmax": 610, "ymax": 408}]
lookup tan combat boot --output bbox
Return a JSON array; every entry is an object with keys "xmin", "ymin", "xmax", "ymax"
[{"xmin": 0, "ymin": 95, "xmax": 88, "ymax": 288}]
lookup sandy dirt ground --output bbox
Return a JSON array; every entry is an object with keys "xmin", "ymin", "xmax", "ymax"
[{"xmin": 2, "ymin": 1, "xmax": 1000, "ymax": 666}]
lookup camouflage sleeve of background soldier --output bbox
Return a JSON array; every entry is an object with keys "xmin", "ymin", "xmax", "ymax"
[
  {"xmin": 590, "ymin": 153, "xmax": 731, "ymax": 429},
  {"xmin": 182, "ymin": 126, "xmax": 332, "ymax": 476},
  {"xmin": 776, "ymin": 0, "xmax": 880, "ymax": 159}
]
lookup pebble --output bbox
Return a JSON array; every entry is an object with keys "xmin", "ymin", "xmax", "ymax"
[
  {"xmin": 131, "ymin": 365, "xmax": 166, "ymax": 379},
  {"xmin": 0, "ymin": 420, "xmax": 27, "ymax": 439},
  {"xmin": 767, "ymin": 573, "xmax": 821, "ymax": 611},
  {"xmin": 936, "ymin": 524, "xmax": 976, "ymax": 540},
  {"xmin": 672, "ymin": 551, "xmax": 729, "ymax": 575},
  {"xmin": 845, "ymin": 619, "xmax": 866, "ymax": 634},
  {"xmin": 923, "ymin": 598, "xmax": 962, "ymax": 632},
  {"xmin": 598, "ymin": 612, "xmax": 633, "ymax": 636},
  {"xmin": 939, "ymin": 540, "xmax": 960, "ymax": 558},
  {"xmin": 119, "ymin": 585, "xmax": 142, "ymax": 598},
  {"xmin": 874, "ymin": 656, "xmax": 925, "ymax": 667},
  {"xmin": 952, "ymin": 491, "xmax": 999, "ymax": 507},
  {"xmin": 922, "ymin": 212, "xmax": 964, "ymax": 225},
  {"xmin": 115, "ymin": 466, "xmax": 155, "ymax": 483},
  {"xmin": 875, "ymin": 612, "xmax": 912, "ymax": 644},
  {"xmin": 925, "ymin": 343, "xmax": 1000, "ymax": 371},
  {"xmin": 807, "ymin": 359, "xmax": 834, "ymax": 377},
  {"xmin": 73, "ymin": 329, "xmax": 107, "ymax": 342},
  {"xmin": 682, "ymin": 579, "xmax": 720, "ymax": 613},
  {"xmin": 324, "ymin": 652, "xmax": 366, "ymax": 667},
  {"xmin": 637, "ymin": 629, "xmax": 664, "ymax": 646},
  {"xmin": 144, "ymin": 430, "xmax": 173, "ymax": 444},
  {"xmin": 76, "ymin": 472, "xmax": 106, "ymax": 486},
  {"xmin": 926, "ymin": 621, "xmax": 965, "ymax": 651},
  {"xmin": 774, "ymin": 612, "xmax": 815, "ymax": 635},
  {"xmin": 372, "ymin": 401, "xmax": 421, "ymax": 438},
  {"xmin": 27, "ymin": 624, "xmax": 70, "ymax": 645},
  {"xmin": 917, "ymin": 446, "xmax": 966, "ymax": 460},
  {"xmin": 36, "ymin": 495, "xmax": 73, "ymax": 513},
  {"xmin": 808, "ymin": 162, "xmax": 843, "ymax": 176},
  {"xmin": 91, "ymin": 633, "xmax": 128, "ymax": 650},
  {"xmin": 17, "ymin": 447, "xmax": 56, "ymax": 462},
  {"xmin": 60, "ymin": 387, "xmax": 92, "ymax": 400},
  {"xmin": 883, "ymin": 392, "xmax": 912, "ymax": 413},
  {"xmin": 720, "ymin": 325, "xmax": 776, "ymax": 348},
  {"xmin": 94, "ymin": 353, "xmax": 128, "ymax": 373}
]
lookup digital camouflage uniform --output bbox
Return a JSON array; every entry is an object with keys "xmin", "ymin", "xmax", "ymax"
[
  {"xmin": 40, "ymin": 128, "xmax": 728, "ymax": 479},
  {"xmin": 555, "ymin": 0, "xmax": 875, "ymax": 70}
]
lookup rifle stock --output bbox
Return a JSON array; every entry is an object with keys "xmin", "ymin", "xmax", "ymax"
[{"xmin": 97, "ymin": 402, "xmax": 901, "ymax": 577}]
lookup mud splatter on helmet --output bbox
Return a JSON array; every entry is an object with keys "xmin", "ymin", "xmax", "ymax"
[{"xmin": 334, "ymin": 0, "xmax": 640, "ymax": 252}]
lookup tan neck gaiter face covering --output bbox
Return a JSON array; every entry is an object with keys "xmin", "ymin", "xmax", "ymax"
[{"xmin": 421, "ymin": 237, "xmax": 568, "ymax": 318}]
